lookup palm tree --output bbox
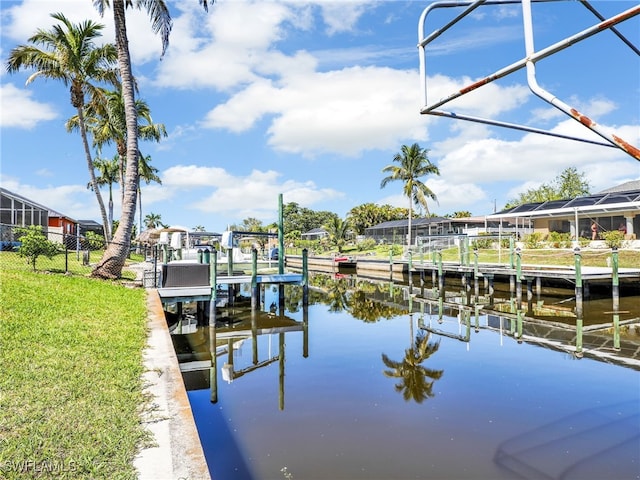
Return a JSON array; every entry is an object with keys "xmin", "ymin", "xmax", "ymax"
[
  {"xmin": 6, "ymin": 13, "xmax": 119, "ymax": 242},
  {"xmin": 89, "ymin": 156, "xmax": 119, "ymax": 240},
  {"xmin": 380, "ymin": 143, "xmax": 440, "ymax": 249},
  {"xmin": 90, "ymin": 1, "xmax": 212, "ymax": 279},
  {"xmin": 144, "ymin": 212, "xmax": 163, "ymax": 230},
  {"xmin": 323, "ymin": 217, "xmax": 350, "ymax": 253}
]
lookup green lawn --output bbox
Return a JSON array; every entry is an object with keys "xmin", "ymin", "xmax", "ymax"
[{"xmin": 0, "ymin": 260, "xmax": 149, "ymax": 479}]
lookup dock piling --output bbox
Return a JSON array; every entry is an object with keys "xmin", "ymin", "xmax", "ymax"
[{"xmin": 574, "ymin": 247, "xmax": 583, "ymax": 319}]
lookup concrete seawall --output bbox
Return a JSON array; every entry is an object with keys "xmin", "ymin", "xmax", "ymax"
[{"xmin": 134, "ymin": 290, "xmax": 211, "ymax": 480}]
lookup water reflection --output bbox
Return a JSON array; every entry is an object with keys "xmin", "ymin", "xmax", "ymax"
[
  {"xmin": 175, "ymin": 270, "xmax": 640, "ymax": 480},
  {"xmin": 381, "ymin": 329, "xmax": 443, "ymax": 403}
]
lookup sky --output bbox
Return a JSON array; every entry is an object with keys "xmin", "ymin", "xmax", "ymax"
[{"xmin": 1, "ymin": 0, "xmax": 639, "ymax": 234}]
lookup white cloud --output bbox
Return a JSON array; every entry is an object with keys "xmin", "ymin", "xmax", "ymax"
[
  {"xmin": 158, "ymin": 164, "xmax": 344, "ymax": 222},
  {"xmin": 202, "ymin": 65, "xmax": 434, "ymax": 158},
  {"xmin": 319, "ymin": 2, "xmax": 369, "ymax": 35},
  {"xmin": 0, "ymin": 83, "xmax": 58, "ymax": 128}
]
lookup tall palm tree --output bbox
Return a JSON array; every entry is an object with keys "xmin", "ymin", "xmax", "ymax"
[
  {"xmin": 6, "ymin": 13, "xmax": 118, "ymax": 242},
  {"xmin": 90, "ymin": 0, "xmax": 212, "ymax": 279},
  {"xmin": 138, "ymin": 154, "xmax": 162, "ymax": 237},
  {"xmin": 89, "ymin": 156, "xmax": 119, "ymax": 240},
  {"xmin": 380, "ymin": 143, "xmax": 440, "ymax": 249}
]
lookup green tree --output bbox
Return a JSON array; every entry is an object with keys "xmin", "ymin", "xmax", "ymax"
[
  {"xmin": 323, "ymin": 217, "xmax": 350, "ymax": 253},
  {"xmin": 381, "ymin": 143, "xmax": 440, "ymax": 248},
  {"xmin": 6, "ymin": 13, "xmax": 118, "ymax": 243},
  {"xmin": 505, "ymin": 167, "xmax": 591, "ymax": 208},
  {"xmin": 283, "ymin": 202, "xmax": 338, "ymax": 234},
  {"xmin": 144, "ymin": 212, "xmax": 164, "ymax": 230},
  {"xmin": 91, "ymin": 0, "xmax": 211, "ymax": 279},
  {"xmin": 448, "ymin": 211, "xmax": 472, "ymax": 218},
  {"xmin": 16, "ymin": 226, "xmax": 60, "ymax": 271},
  {"xmin": 348, "ymin": 203, "xmax": 408, "ymax": 235}
]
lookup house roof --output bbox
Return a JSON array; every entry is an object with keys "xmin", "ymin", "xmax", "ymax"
[
  {"xmin": 301, "ymin": 227, "xmax": 327, "ymax": 236},
  {"xmin": 487, "ymin": 183, "xmax": 640, "ymax": 219},
  {"xmin": 1, "ymin": 187, "xmax": 51, "ymax": 212},
  {"xmin": 365, "ymin": 217, "xmax": 447, "ymax": 231}
]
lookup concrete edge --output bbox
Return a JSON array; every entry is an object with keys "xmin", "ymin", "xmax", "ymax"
[{"xmin": 134, "ymin": 289, "xmax": 211, "ymax": 480}]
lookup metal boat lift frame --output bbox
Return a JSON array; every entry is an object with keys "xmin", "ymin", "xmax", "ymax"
[{"xmin": 418, "ymin": 0, "xmax": 640, "ymax": 161}]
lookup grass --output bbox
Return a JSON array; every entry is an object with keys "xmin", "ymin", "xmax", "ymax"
[{"xmin": 0, "ymin": 260, "xmax": 149, "ymax": 479}]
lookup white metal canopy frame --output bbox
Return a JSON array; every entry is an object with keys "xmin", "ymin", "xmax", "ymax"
[{"xmin": 418, "ymin": 0, "xmax": 640, "ymax": 161}]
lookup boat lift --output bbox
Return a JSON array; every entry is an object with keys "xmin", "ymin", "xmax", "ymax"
[{"xmin": 418, "ymin": 0, "xmax": 640, "ymax": 161}]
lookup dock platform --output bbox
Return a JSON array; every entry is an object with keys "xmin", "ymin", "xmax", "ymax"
[{"xmin": 157, "ymin": 272, "xmax": 303, "ymax": 303}]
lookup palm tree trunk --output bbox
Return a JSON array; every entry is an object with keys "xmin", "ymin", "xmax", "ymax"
[
  {"xmin": 407, "ymin": 197, "xmax": 413, "ymax": 250},
  {"xmin": 78, "ymin": 106, "xmax": 111, "ymax": 243},
  {"xmin": 108, "ymin": 185, "xmax": 113, "ymax": 238},
  {"xmin": 92, "ymin": 0, "xmax": 138, "ymax": 279}
]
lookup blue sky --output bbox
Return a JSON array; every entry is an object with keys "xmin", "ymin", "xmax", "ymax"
[{"xmin": 1, "ymin": 0, "xmax": 639, "ymax": 233}]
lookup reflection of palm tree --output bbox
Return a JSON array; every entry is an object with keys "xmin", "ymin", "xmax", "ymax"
[
  {"xmin": 382, "ymin": 332, "xmax": 443, "ymax": 403},
  {"xmin": 326, "ymin": 277, "xmax": 349, "ymax": 313}
]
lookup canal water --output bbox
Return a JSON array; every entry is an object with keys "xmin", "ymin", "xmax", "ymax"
[{"xmin": 175, "ymin": 272, "xmax": 640, "ymax": 480}]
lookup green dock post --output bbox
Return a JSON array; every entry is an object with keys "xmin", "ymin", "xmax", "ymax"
[
  {"xmin": 431, "ymin": 250, "xmax": 437, "ymax": 290},
  {"xmin": 278, "ymin": 193, "xmax": 284, "ymax": 275},
  {"xmin": 302, "ymin": 248, "xmax": 309, "ymax": 306},
  {"xmin": 408, "ymin": 251, "xmax": 413, "ymax": 292},
  {"xmin": 251, "ymin": 248, "xmax": 258, "ymax": 310},
  {"xmin": 209, "ymin": 249, "xmax": 218, "ymax": 322},
  {"xmin": 437, "ymin": 250, "xmax": 444, "ymax": 291},
  {"xmin": 515, "ymin": 247, "xmax": 523, "ymax": 310},
  {"xmin": 612, "ymin": 247, "xmax": 620, "ymax": 312},
  {"xmin": 464, "ymin": 237, "xmax": 470, "ymax": 266},
  {"xmin": 197, "ymin": 248, "xmax": 203, "ymax": 264},
  {"xmin": 613, "ymin": 313, "xmax": 621, "ymax": 351},
  {"xmin": 574, "ymin": 247, "xmax": 583, "ymax": 319},
  {"xmin": 509, "ymin": 236, "xmax": 515, "ymax": 269},
  {"xmin": 473, "ymin": 248, "xmax": 479, "ymax": 298}
]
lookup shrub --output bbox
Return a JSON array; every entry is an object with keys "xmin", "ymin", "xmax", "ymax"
[
  {"xmin": 524, "ymin": 232, "xmax": 544, "ymax": 249},
  {"xmin": 600, "ymin": 230, "xmax": 624, "ymax": 249},
  {"xmin": 357, "ymin": 238, "xmax": 377, "ymax": 252},
  {"xmin": 471, "ymin": 235, "xmax": 493, "ymax": 250},
  {"xmin": 84, "ymin": 231, "xmax": 106, "ymax": 250},
  {"xmin": 15, "ymin": 225, "xmax": 60, "ymax": 271},
  {"xmin": 500, "ymin": 236, "xmax": 513, "ymax": 249},
  {"xmin": 547, "ymin": 231, "xmax": 572, "ymax": 248}
]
